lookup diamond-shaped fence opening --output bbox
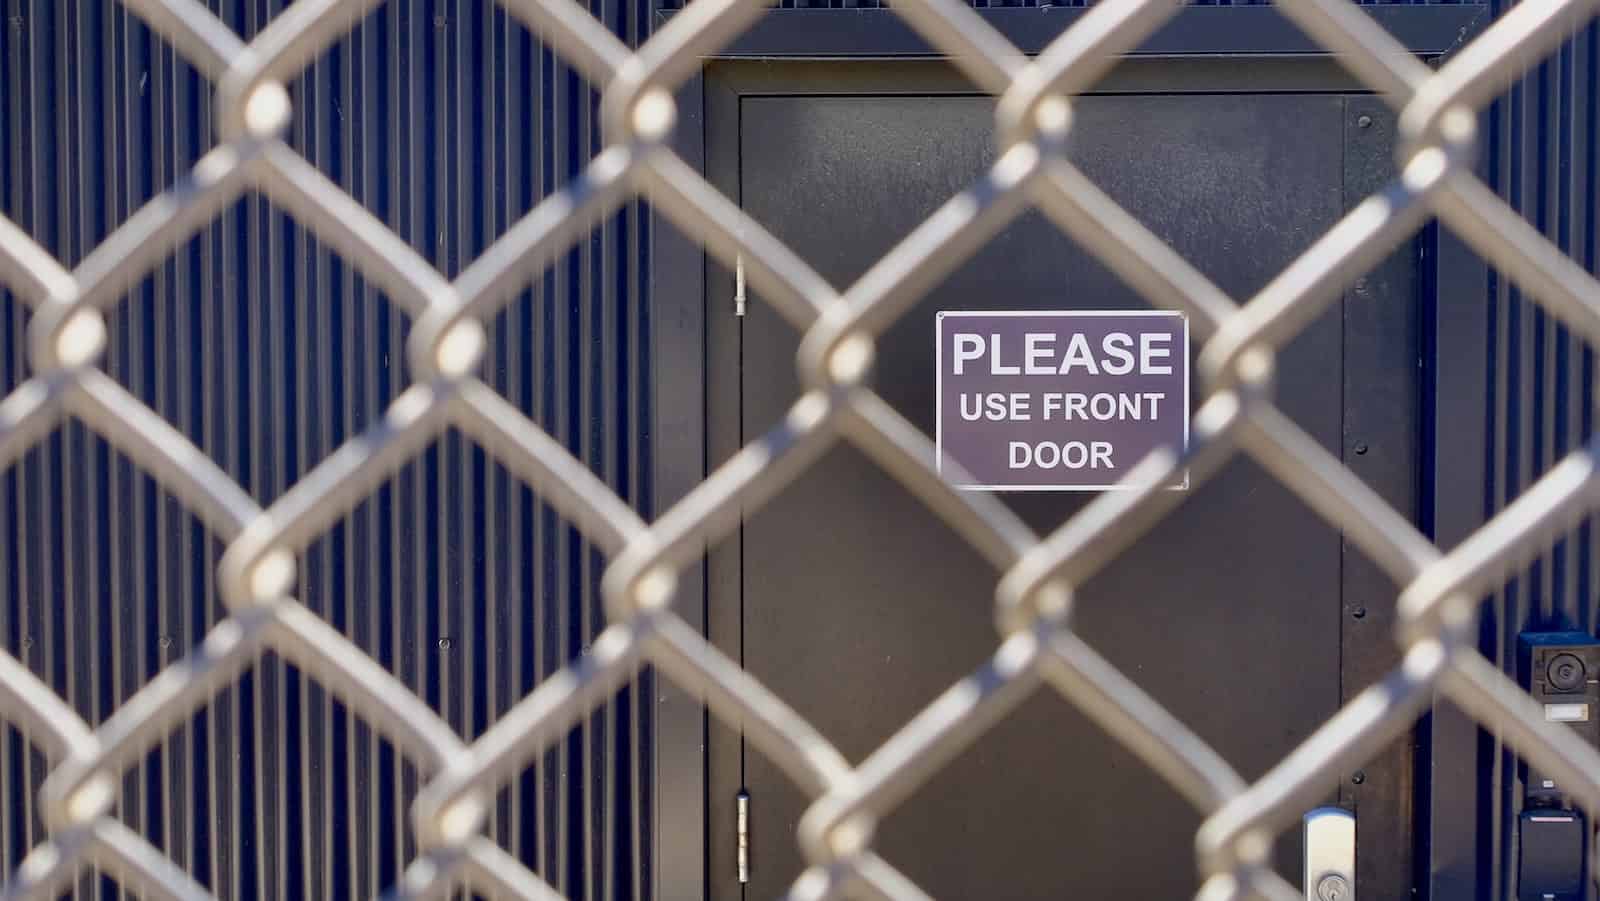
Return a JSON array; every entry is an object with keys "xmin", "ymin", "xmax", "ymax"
[
  {"xmin": 0, "ymin": 427, "xmax": 222, "ymax": 699},
  {"xmin": 0, "ymin": 661, "xmax": 422, "ymax": 901},
  {"xmin": 0, "ymin": 3, "xmax": 228, "ymax": 269},
  {"xmin": 277, "ymin": 0, "xmax": 653, "ymax": 282},
  {"xmin": 5, "ymin": 0, "xmax": 1600, "ymax": 898}
]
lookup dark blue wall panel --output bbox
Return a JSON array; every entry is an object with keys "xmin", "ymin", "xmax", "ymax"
[
  {"xmin": 0, "ymin": 2, "xmax": 653, "ymax": 898},
  {"xmin": 1466, "ymin": 6, "xmax": 1600, "ymax": 900}
]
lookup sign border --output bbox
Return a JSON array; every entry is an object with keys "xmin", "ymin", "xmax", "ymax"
[{"xmin": 935, "ymin": 309, "xmax": 1191, "ymax": 492}]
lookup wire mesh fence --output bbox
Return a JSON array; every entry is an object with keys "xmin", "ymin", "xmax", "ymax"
[{"xmin": 2, "ymin": 0, "xmax": 1600, "ymax": 898}]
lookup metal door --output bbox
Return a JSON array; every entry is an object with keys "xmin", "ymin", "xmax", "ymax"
[{"xmin": 703, "ymin": 61, "xmax": 1419, "ymax": 899}]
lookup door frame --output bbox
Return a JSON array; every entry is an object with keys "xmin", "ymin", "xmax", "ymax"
[{"xmin": 649, "ymin": 9, "xmax": 1492, "ymax": 899}]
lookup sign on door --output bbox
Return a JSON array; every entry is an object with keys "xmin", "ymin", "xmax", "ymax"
[{"xmin": 936, "ymin": 311, "xmax": 1189, "ymax": 491}]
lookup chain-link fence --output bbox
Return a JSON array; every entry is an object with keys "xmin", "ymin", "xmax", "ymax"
[{"xmin": 3, "ymin": 0, "xmax": 1600, "ymax": 898}]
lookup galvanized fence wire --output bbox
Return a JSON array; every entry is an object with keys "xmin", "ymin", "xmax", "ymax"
[{"xmin": 2, "ymin": 0, "xmax": 1600, "ymax": 897}]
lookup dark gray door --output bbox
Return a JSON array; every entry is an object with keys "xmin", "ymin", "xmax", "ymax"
[{"xmin": 706, "ymin": 71, "xmax": 1418, "ymax": 899}]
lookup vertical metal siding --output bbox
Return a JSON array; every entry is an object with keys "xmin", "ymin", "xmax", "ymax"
[
  {"xmin": 1475, "ymin": 7, "xmax": 1600, "ymax": 900},
  {"xmin": 0, "ymin": 2, "xmax": 653, "ymax": 898}
]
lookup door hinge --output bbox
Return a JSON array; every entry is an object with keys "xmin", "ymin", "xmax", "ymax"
[
  {"xmin": 734, "ymin": 254, "xmax": 746, "ymax": 318},
  {"xmin": 736, "ymin": 789, "xmax": 751, "ymax": 884}
]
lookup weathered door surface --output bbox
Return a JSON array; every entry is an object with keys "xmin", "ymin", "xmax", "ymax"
[{"xmin": 706, "ymin": 68, "xmax": 1418, "ymax": 899}]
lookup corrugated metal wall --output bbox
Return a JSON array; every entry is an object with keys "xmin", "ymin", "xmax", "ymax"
[
  {"xmin": 1473, "ymin": 5, "xmax": 1600, "ymax": 899},
  {"xmin": 0, "ymin": 1, "xmax": 1596, "ymax": 899},
  {"xmin": 0, "ymin": 2, "xmax": 653, "ymax": 898}
]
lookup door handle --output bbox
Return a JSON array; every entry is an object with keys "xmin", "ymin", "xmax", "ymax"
[{"xmin": 1304, "ymin": 807, "xmax": 1355, "ymax": 901}]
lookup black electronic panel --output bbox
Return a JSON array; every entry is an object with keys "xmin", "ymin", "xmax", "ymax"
[
  {"xmin": 1518, "ymin": 810, "xmax": 1585, "ymax": 901},
  {"xmin": 1519, "ymin": 631, "xmax": 1600, "ymax": 807}
]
